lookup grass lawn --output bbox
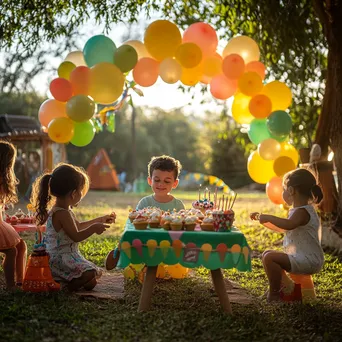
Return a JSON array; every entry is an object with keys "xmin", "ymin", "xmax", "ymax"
[{"xmin": 1, "ymin": 191, "xmax": 342, "ymax": 341}]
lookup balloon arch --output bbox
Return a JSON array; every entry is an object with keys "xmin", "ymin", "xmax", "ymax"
[{"xmin": 38, "ymin": 20, "xmax": 298, "ymax": 206}]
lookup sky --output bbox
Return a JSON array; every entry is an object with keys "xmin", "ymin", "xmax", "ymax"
[{"xmin": 29, "ymin": 16, "xmax": 228, "ymax": 115}]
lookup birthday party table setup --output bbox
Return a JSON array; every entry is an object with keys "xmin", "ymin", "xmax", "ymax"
[{"xmin": 117, "ymin": 191, "xmax": 252, "ymax": 314}]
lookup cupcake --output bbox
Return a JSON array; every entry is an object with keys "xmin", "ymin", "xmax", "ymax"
[
  {"xmin": 184, "ymin": 216, "xmax": 197, "ymax": 231},
  {"xmin": 196, "ymin": 210, "xmax": 205, "ymax": 222},
  {"xmin": 14, "ymin": 209, "xmax": 25, "ymax": 219},
  {"xmin": 128, "ymin": 210, "xmax": 138, "ymax": 223},
  {"xmin": 201, "ymin": 216, "xmax": 215, "ymax": 231},
  {"xmin": 148, "ymin": 211, "xmax": 161, "ymax": 228},
  {"xmin": 170, "ymin": 216, "xmax": 183, "ymax": 231},
  {"xmin": 161, "ymin": 215, "xmax": 173, "ymax": 230},
  {"xmin": 133, "ymin": 214, "xmax": 149, "ymax": 230}
]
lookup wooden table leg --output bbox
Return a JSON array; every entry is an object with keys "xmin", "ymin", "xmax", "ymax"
[
  {"xmin": 138, "ymin": 266, "xmax": 158, "ymax": 312},
  {"xmin": 211, "ymin": 268, "xmax": 232, "ymax": 314}
]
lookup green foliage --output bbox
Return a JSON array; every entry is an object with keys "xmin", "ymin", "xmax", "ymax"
[{"xmin": 0, "ymin": 92, "xmax": 44, "ymax": 117}]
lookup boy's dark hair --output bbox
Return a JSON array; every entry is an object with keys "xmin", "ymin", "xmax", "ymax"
[
  {"xmin": 31, "ymin": 163, "xmax": 90, "ymax": 225},
  {"xmin": 283, "ymin": 168, "xmax": 323, "ymax": 204},
  {"xmin": 148, "ymin": 155, "xmax": 182, "ymax": 179},
  {"xmin": 0, "ymin": 141, "xmax": 18, "ymax": 205}
]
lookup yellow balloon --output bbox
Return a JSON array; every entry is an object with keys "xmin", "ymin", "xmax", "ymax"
[
  {"xmin": 181, "ymin": 64, "xmax": 203, "ymax": 86},
  {"xmin": 48, "ymin": 117, "xmax": 74, "ymax": 143},
  {"xmin": 144, "ymin": 20, "xmax": 182, "ymax": 61},
  {"xmin": 232, "ymin": 92, "xmax": 254, "ymax": 124},
  {"xmin": 159, "ymin": 58, "xmax": 182, "ymax": 84},
  {"xmin": 279, "ymin": 142, "xmax": 299, "ymax": 166},
  {"xmin": 57, "ymin": 61, "xmax": 76, "ymax": 80},
  {"xmin": 64, "ymin": 51, "xmax": 86, "ymax": 67},
  {"xmin": 248, "ymin": 151, "xmax": 276, "ymax": 184},
  {"xmin": 238, "ymin": 71, "xmax": 263, "ymax": 97},
  {"xmin": 123, "ymin": 40, "xmax": 151, "ymax": 59},
  {"xmin": 223, "ymin": 36, "xmax": 260, "ymax": 64},
  {"xmin": 165, "ymin": 264, "xmax": 189, "ymax": 279},
  {"xmin": 262, "ymin": 81, "xmax": 292, "ymax": 111},
  {"xmin": 273, "ymin": 156, "xmax": 296, "ymax": 177},
  {"xmin": 175, "ymin": 43, "xmax": 202, "ymax": 68},
  {"xmin": 89, "ymin": 62, "xmax": 125, "ymax": 104},
  {"xmin": 258, "ymin": 138, "xmax": 281, "ymax": 160}
]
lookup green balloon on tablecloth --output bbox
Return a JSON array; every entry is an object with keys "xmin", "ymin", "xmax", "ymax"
[{"xmin": 70, "ymin": 120, "xmax": 95, "ymax": 147}]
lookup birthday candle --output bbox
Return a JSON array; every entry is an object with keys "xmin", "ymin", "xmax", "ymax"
[
  {"xmin": 198, "ymin": 187, "xmax": 201, "ymax": 201},
  {"xmin": 217, "ymin": 198, "xmax": 221, "ymax": 210},
  {"xmin": 208, "ymin": 190, "xmax": 211, "ymax": 202},
  {"xmin": 204, "ymin": 188, "xmax": 207, "ymax": 200},
  {"xmin": 222, "ymin": 194, "xmax": 224, "ymax": 211}
]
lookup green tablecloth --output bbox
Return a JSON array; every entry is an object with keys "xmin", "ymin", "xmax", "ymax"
[{"xmin": 117, "ymin": 221, "xmax": 251, "ymax": 271}]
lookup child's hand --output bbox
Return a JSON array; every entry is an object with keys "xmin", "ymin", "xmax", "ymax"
[
  {"xmin": 250, "ymin": 212, "xmax": 260, "ymax": 221},
  {"xmin": 98, "ymin": 212, "xmax": 116, "ymax": 224},
  {"xmin": 93, "ymin": 222, "xmax": 109, "ymax": 235}
]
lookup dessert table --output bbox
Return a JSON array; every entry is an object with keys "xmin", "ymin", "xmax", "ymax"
[
  {"xmin": 117, "ymin": 220, "xmax": 252, "ymax": 314},
  {"xmin": 12, "ymin": 224, "xmax": 46, "ymax": 233}
]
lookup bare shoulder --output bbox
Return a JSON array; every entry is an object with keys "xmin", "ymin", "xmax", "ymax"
[
  {"xmin": 291, "ymin": 208, "xmax": 310, "ymax": 226},
  {"xmin": 51, "ymin": 209, "xmax": 74, "ymax": 232}
]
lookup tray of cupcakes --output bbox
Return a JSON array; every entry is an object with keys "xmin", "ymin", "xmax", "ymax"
[{"xmin": 127, "ymin": 192, "xmax": 237, "ymax": 232}]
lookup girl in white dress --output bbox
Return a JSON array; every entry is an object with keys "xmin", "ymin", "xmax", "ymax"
[{"xmin": 250, "ymin": 168, "xmax": 324, "ymax": 302}]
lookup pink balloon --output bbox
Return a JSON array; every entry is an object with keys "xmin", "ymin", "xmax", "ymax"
[
  {"xmin": 222, "ymin": 54, "xmax": 245, "ymax": 79},
  {"xmin": 38, "ymin": 99, "xmax": 67, "ymax": 128},
  {"xmin": 133, "ymin": 58, "xmax": 159, "ymax": 87},
  {"xmin": 183, "ymin": 22, "xmax": 218, "ymax": 56},
  {"xmin": 210, "ymin": 75, "xmax": 237, "ymax": 100}
]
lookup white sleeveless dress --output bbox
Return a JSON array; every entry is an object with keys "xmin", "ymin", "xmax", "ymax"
[
  {"xmin": 45, "ymin": 207, "xmax": 102, "ymax": 282},
  {"xmin": 283, "ymin": 205, "xmax": 324, "ymax": 274}
]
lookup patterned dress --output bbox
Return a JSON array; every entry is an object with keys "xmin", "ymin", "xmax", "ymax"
[
  {"xmin": 45, "ymin": 207, "xmax": 102, "ymax": 282},
  {"xmin": 0, "ymin": 205, "xmax": 21, "ymax": 250}
]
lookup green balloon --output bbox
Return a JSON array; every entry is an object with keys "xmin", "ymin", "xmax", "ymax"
[
  {"xmin": 248, "ymin": 119, "xmax": 272, "ymax": 145},
  {"xmin": 83, "ymin": 35, "xmax": 116, "ymax": 67},
  {"xmin": 70, "ymin": 120, "xmax": 95, "ymax": 147},
  {"xmin": 114, "ymin": 45, "xmax": 138, "ymax": 72},
  {"xmin": 267, "ymin": 110, "xmax": 292, "ymax": 137},
  {"xmin": 66, "ymin": 95, "xmax": 95, "ymax": 122}
]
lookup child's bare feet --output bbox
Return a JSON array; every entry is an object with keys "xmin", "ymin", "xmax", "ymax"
[{"xmin": 267, "ymin": 290, "xmax": 282, "ymax": 302}]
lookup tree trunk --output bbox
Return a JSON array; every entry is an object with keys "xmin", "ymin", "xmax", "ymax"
[
  {"xmin": 314, "ymin": 0, "xmax": 342, "ymax": 236},
  {"xmin": 131, "ymin": 104, "xmax": 137, "ymax": 181}
]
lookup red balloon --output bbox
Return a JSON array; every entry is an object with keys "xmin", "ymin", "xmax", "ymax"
[
  {"xmin": 70, "ymin": 66, "xmax": 90, "ymax": 95},
  {"xmin": 266, "ymin": 177, "xmax": 285, "ymax": 205},
  {"xmin": 49, "ymin": 78, "xmax": 73, "ymax": 102}
]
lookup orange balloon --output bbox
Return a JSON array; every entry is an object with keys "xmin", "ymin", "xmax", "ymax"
[
  {"xmin": 222, "ymin": 54, "xmax": 245, "ymax": 79},
  {"xmin": 266, "ymin": 177, "xmax": 285, "ymax": 205},
  {"xmin": 273, "ymin": 156, "xmax": 296, "ymax": 176},
  {"xmin": 249, "ymin": 94, "xmax": 272, "ymax": 118},
  {"xmin": 238, "ymin": 72, "xmax": 263, "ymax": 97},
  {"xmin": 181, "ymin": 64, "xmax": 203, "ymax": 86},
  {"xmin": 49, "ymin": 78, "xmax": 73, "ymax": 102},
  {"xmin": 183, "ymin": 22, "xmax": 218, "ymax": 56},
  {"xmin": 175, "ymin": 43, "xmax": 202, "ymax": 68},
  {"xmin": 200, "ymin": 75, "xmax": 212, "ymax": 84},
  {"xmin": 245, "ymin": 61, "xmax": 266, "ymax": 80},
  {"xmin": 203, "ymin": 53, "xmax": 222, "ymax": 78},
  {"xmin": 144, "ymin": 20, "xmax": 181, "ymax": 61},
  {"xmin": 70, "ymin": 66, "xmax": 90, "ymax": 96},
  {"xmin": 133, "ymin": 58, "xmax": 159, "ymax": 87},
  {"xmin": 210, "ymin": 75, "xmax": 237, "ymax": 100},
  {"xmin": 38, "ymin": 99, "xmax": 67, "ymax": 128}
]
